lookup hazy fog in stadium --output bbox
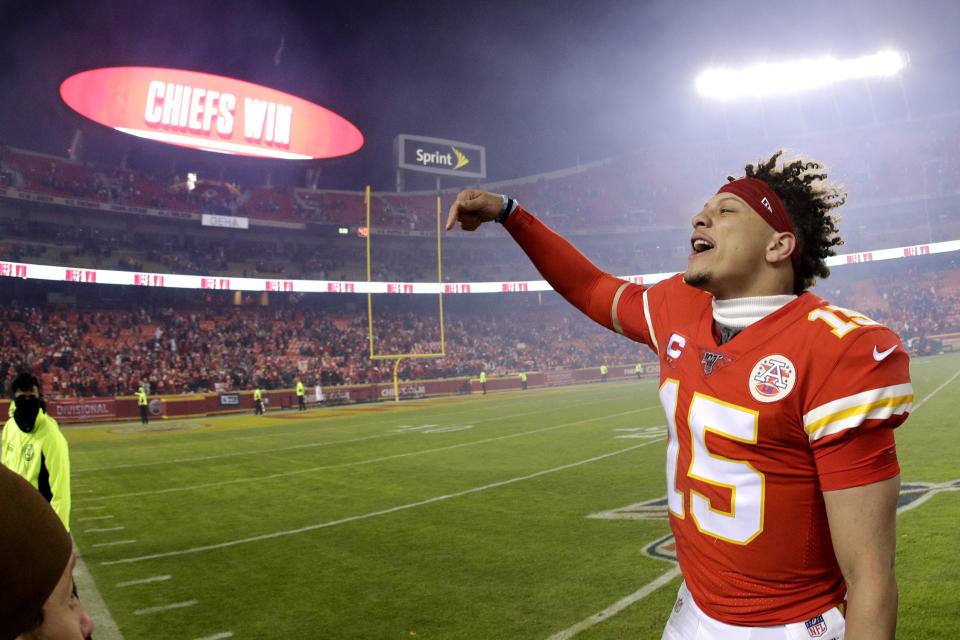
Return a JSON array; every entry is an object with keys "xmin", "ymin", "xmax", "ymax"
[{"xmin": 1, "ymin": 0, "xmax": 958, "ymax": 193}]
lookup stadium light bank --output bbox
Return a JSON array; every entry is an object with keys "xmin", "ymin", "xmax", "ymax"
[{"xmin": 695, "ymin": 49, "xmax": 907, "ymax": 100}]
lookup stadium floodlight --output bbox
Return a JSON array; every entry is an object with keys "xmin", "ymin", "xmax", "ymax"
[{"xmin": 695, "ymin": 49, "xmax": 907, "ymax": 100}]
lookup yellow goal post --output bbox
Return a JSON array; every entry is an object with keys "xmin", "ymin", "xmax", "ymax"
[{"xmin": 365, "ymin": 186, "xmax": 446, "ymax": 401}]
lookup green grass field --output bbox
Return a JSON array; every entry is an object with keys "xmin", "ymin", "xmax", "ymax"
[{"xmin": 67, "ymin": 353, "xmax": 960, "ymax": 639}]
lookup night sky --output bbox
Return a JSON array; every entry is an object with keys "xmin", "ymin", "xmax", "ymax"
[{"xmin": 1, "ymin": 0, "xmax": 958, "ymax": 191}]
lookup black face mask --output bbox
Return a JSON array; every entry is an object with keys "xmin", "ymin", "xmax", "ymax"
[{"xmin": 13, "ymin": 395, "xmax": 42, "ymax": 433}]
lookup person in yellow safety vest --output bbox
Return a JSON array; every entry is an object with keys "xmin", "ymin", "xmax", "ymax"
[
  {"xmin": 519, "ymin": 371, "xmax": 527, "ymax": 390},
  {"xmin": 136, "ymin": 385, "xmax": 149, "ymax": 424},
  {"xmin": 600, "ymin": 364, "xmax": 608, "ymax": 382},
  {"xmin": 479, "ymin": 370, "xmax": 487, "ymax": 395},
  {"xmin": 635, "ymin": 362, "xmax": 644, "ymax": 380},
  {"xmin": 254, "ymin": 387, "xmax": 264, "ymax": 415},
  {"xmin": 1, "ymin": 372, "xmax": 72, "ymax": 531},
  {"xmin": 296, "ymin": 380, "xmax": 306, "ymax": 411}
]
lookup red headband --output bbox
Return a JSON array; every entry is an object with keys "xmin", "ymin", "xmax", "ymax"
[{"xmin": 717, "ymin": 178, "xmax": 798, "ymax": 264}]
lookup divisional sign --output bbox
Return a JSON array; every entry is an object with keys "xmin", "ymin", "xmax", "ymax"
[
  {"xmin": 60, "ymin": 67, "xmax": 364, "ymax": 160},
  {"xmin": 396, "ymin": 134, "xmax": 486, "ymax": 179}
]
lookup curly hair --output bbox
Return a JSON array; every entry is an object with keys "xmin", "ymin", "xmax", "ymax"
[
  {"xmin": 728, "ymin": 150, "xmax": 845, "ymax": 294},
  {"xmin": 11, "ymin": 371, "xmax": 41, "ymax": 396}
]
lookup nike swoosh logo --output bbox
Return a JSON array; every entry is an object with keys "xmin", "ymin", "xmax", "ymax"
[{"xmin": 873, "ymin": 345, "xmax": 897, "ymax": 361}]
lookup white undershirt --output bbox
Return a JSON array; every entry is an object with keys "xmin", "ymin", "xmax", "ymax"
[{"xmin": 712, "ymin": 294, "xmax": 797, "ymax": 342}]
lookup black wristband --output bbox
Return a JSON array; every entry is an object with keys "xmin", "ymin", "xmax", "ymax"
[{"xmin": 495, "ymin": 197, "xmax": 515, "ymax": 225}]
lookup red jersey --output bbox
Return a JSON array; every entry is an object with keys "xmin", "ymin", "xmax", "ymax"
[{"xmin": 504, "ymin": 207, "xmax": 912, "ymax": 625}]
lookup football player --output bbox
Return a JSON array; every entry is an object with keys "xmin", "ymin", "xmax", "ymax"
[{"xmin": 446, "ymin": 151, "xmax": 911, "ymax": 640}]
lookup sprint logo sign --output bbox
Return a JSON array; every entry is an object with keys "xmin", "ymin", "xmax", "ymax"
[
  {"xmin": 414, "ymin": 146, "xmax": 469, "ymax": 170},
  {"xmin": 396, "ymin": 134, "xmax": 486, "ymax": 179},
  {"xmin": 451, "ymin": 146, "xmax": 469, "ymax": 169}
]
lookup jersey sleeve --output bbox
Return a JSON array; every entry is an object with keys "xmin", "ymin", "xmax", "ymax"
[
  {"xmin": 504, "ymin": 207, "xmax": 655, "ymax": 347},
  {"xmin": 803, "ymin": 328, "xmax": 913, "ymax": 491}
]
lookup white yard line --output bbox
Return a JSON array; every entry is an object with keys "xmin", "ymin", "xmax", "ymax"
[
  {"xmin": 545, "ymin": 566, "xmax": 682, "ymax": 640},
  {"xmin": 87, "ymin": 408, "xmax": 650, "ymax": 501},
  {"xmin": 193, "ymin": 634, "xmax": 234, "ymax": 640},
  {"xmin": 92, "ymin": 539, "xmax": 137, "ymax": 547},
  {"xmin": 78, "ymin": 515, "xmax": 114, "ymax": 521},
  {"xmin": 133, "ymin": 600, "xmax": 198, "ymax": 615},
  {"xmin": 117, "ymin": 575, "xmax": 172, "ymax": 587},
  {"xmin": 102, "ymin": 438, "xmax": 664, "ymax": 565},
  {"xmin": 911, "ymin": 366, "xmax": 960, "ymax": 411},
  {"xmin": 85, "ymin": 526, "xmax": 126, "ymax": 533}
]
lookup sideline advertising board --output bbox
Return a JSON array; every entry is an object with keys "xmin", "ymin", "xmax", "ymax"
[{"xmin": 47, "ymin": 398, "xmax": 117, "ymax": 422}]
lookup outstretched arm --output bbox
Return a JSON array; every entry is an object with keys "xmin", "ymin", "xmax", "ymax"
[{"xmin": 446, "ymin": 190, "xmax": 628, "ymax": 331}]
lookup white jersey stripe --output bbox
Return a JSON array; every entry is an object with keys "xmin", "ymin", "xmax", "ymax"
[
  {"xmin": 611, "ymin": 282, "xmax": 629, "ymax": 336},
  {"xmin": 807, "ymin": 398, "xmax": 913, "ymax": 441},
  {"xmin": 642, "ymin": 288, "xmax": 658, "ymax": 354},
  {"xmin": 804, "ymin": 383, "xmax": 914, "ymax": 441}
]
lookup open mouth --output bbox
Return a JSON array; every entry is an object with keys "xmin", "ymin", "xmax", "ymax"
[{"xmin": 691, "ymin": 238, "xmax": 715, "ymax": 254}]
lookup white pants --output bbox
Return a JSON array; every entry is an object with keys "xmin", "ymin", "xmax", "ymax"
[{"xmin": 662, "ymin": 583, "xmax": 845, "ymax": 640}]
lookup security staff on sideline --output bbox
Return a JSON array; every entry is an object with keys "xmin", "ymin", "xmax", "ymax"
[
  {"xmin": 600, "ymin": 364, "xmax": 608, "ymax": 382},
  {"xmin": 254, "ymin": 387, "xmax": 264, "ymax": 415},
  {"xmin": 519, "ymin": 371, "xmax": 527, "ymax": 390},
  {"xmin": 296, "ymin": 379, "xmax": 306, "ymax": 411},
  {"xmin": 479, "ymin": 370, "xmax": 487, "ymax": 395},
  {"xmin": 1, "ymin": 372, "xmax": 72, "ymax": 531},
  {"xmin": 136, "ymin": 385, "xmax": 149, "ymax": 424},
  {"xmin": 635, "ymin": 362, "xmax": 644, "ymax": 380}
]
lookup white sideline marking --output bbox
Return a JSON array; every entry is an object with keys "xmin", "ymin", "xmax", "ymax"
[
  {"xmin": 134, "ymin": 600, "xmax": 198, "ymax": 615},
  {"xmin": 90, "ymin": 408, "xmax": 651, "ymax": 501},
  {"xmin": 102, "ymin": 438, "xmax": 664, "ymax": 565},
  {"xmin": 73, "ymin": 547, "xmax": 125, "ymax": 640},
  {"xmin": 545, "ymin": 566, "xmax": 682, "ymax": 640},
  {"xmin": 78, "ymin": 515, "xmax": 114, "ymax": 521},
  {"xmin": 86, "ymin": 526, "xmax": 125, "ymax": 533},
  {"xmin": 74, "ymin": 504, "xmax": 108, "ymax": 511},
  {"xmin": 194, "ymin": 634, "xmax": 234, "ymax": 640},
  {"xmin": 93, "ymin": 539, "xmax": 137, "ymax": 547},
  {"xmin": 911, "ymin": 366, "xmax": 960, "ymax": 412},
  {"xmin": 117, "ymin": 575, "xmax": 172, "ymax": 587}
]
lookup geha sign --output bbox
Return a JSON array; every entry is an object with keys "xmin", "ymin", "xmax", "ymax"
[{"xmin": 60, "ymin": 67, "xmax": 363, "ymax": 160}]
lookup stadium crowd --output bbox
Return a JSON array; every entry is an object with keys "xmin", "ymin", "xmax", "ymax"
[
  {"xmin": 0, "ymin": 294, "xmax": 655, "ymax": 398},
  {"xmin": 1, "ymin": 259, "xmax": 958, "ymax": 399}
]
